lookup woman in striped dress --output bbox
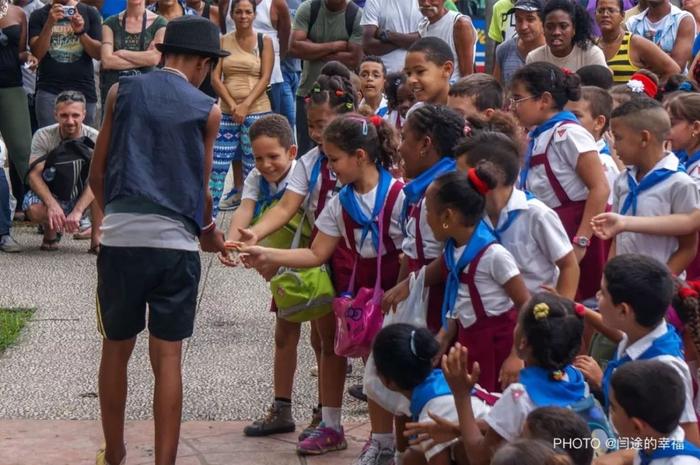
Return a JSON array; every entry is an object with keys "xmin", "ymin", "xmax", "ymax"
[{"xmin": 596, "ymin": 0, "xmax": 679, "ymax": 83}]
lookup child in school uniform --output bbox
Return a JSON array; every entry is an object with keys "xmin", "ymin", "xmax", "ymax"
[
  {"xmin": 419, "ymin": 169, "xmax": 531, "ymax": 393},
  {"xmin": 396, "ymin": 104, "xmax": 465, "ymax": 334},
  {"xmin": 383, "ymin": 72, "xmax": 415, "ymax": 131},
  {"xmin": 405, "ymin": 292, "xmax": 606, "ymax": 465},
  {"xmin": 234, "ymin": 62, "xmax": 357, "ymax": 450},
  {"xmin": 373, "ymin": 323, "xmax": 492, "ymax": 465},
  {"xmin": 511, "ymin": 62, "xmax": 610, "ymax": 303},
  {"xmin": 575, "ymin": 254, "xmax": 700, "ymax": 445},
  {"xmin": 218, "ymin": 114, "xmax": 308, "ymax": 437},
  {"xmin": 239, "ymin": 114, "xmax": 406, "ymax": 460},
  {"xmin": 565, "ymin": 85, "xmax": 622, "ymax": 202},
  {"xmin": 524, "ymin": 407, "xmax": 595, "ymax": 465},
  {"xmin": 404, "ymin": 37, "xmax": 454, "ymax": 106},
  {"xmin": 359, "ymin": 56, "xmax": 389, "ymax": 117},
  {"xmin": 610, "ymin": 360, "xmax": 700, "ymax": 464},
  {"xmin": 447, "ymin": 73, "xmax": 504, "ymax": 120},
  {"xmin": 609, "ymin": 98, "xmax": 699, "ymax": 275}
]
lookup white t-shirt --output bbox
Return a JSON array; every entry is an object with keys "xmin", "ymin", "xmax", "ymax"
[
  {"xmin": 613, "ymin": 153, "xmax": 700, "ymax": 266},
  {"xmin": 613, "ymin": 322, "xmax": 698, "ymax": 424},
  {"xmin": 359, "ymin": 0, "xmax": 423, "ymax": 74},
  {"xmin": 483, "ymin": 189, "xmax": 572, "ymax": 294},
  {"xmin": 597, "ymin": 139, "xmax": 620, "ymax": 206},
  {"xmin": 286, "ymin": 147, "xmax": 342, "ymax": 222},
  {"xmin": 315, "ymin": 178, "xmax": 405, "ymax": 258},
  {"xmin": 484, "ymin": 382, "xmax": 538, "ymax": 441},
  {"xmin": 418, "ymin": 11, "xmax": 477, "ymax": 82},
  {"xmin": 524, "ymin": 122, "xmax": 598, "ymax": 209},
  {"xmin": 448, "ymin": 243, "xmax": 520, "ymax": 329},
  {"xmin": 100, "ymin": 213, "xmax": 198, "ymax": 251},
  {"xmin": 402, "ymin": 198, "xmax": 444, "ymax": 262},
  {"xmin": 525, "ymin": 44, "xmax": 608, "ymax": 71},
  {"xmin": 241, "ymin": 160, "xmax": 297, "ymax": 203}
]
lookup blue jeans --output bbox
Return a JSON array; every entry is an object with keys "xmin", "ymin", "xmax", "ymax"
[
  {"xmin": 0, "ymin": 170, "xmax": 11, "ymax": 236},
  {"xmin": 269, "ymin": 68, "xmax": 299, "ymax": 131}
]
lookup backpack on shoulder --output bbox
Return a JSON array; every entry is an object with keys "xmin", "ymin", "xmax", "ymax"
[{"xmin": 308, "ymin": 0, "xmax": 359, "ymax": 39}]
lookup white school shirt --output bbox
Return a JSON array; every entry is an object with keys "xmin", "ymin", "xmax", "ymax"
[
  {"xmin": 448, "ymin": 243, "xmax": 520, "ymax": 329},
  {"xmin": 483, "ymin": 189, "xmax": 572, "ymax": 294},
  {"xmin": 614, "ymin": 321, "xmax": 697, "ymax": 424},
  {"xmin": 402, "ymin": 198, "xmax": 444, "ymax": 261},
  {"xmin": 597, "ymin": 138, "xmax": 620, "ymax": 206},
  {"xmin": 286, "ymin": 147, "xmax": 342, "ymax": 223},
  {"xmin": 359, "ymin": 96, "xmax": 389, "ymax": 117},
  {"xmin": 687, "ymin": 157, "xmax": 700, "ymax": 190},
  {"xmin": 383, "ymin": 109, "xmax": 403, "ymax": 131},
  {"xmin": 359, "ymin": 0, "xmax": 423, "ymax": 74},
  {"xmin": 632, "ymin": 429, "xmax": 700, "ymax": 465},
  {"xmin": 241, "ymin": 160, "xmax": 297, "ymax": 203},
  {"xmin": 315, "ymin": 178, "xmax": 406, "ymax": 258},
  {"xmin": 613, "ymin": 153, "xmax": 700, "ymax": 266},
  {"xmin": 525, "ymin": 123, "xmax": 599, "ymax": 209}
]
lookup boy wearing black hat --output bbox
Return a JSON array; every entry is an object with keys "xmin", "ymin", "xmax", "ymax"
[{"xmin": 89, "ymin": 16, "xmax": 228, "ymax": 465}]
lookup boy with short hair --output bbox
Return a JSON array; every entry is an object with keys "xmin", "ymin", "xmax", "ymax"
[
  {"xmin": 448, "ymin": 73, "xmax": 504, "ymax": 119},
  {"xmin": 89, "ymin": 16, "xmax": 227, "ymax": 465},
  {"xmin": 404, "ymin": 37, "xmax": 454, "ymax": 106},
  {"xmin": 609, "ymin": 98, "xmax": 699, "ymax": 275},
  {"xmin": 610, "ymin": 360, "xmax": 700, "ymax": 463},
  {"xmin": 566, "ymin": 85, "xmax": 620, "ymax": 204},
  {"xmin": 580, "ymin": 254, "xmax": 700, "ymax": 445},
  {"xmin": 523, "ymin": 407, "xmax": 594, "ymax": 465}
]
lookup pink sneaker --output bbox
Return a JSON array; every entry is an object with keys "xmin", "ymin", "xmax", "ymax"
[{"xmin": 296, "ymin": 422, "xmax": 347, "ymax": 455}]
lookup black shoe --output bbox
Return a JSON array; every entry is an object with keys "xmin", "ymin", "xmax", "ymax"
[{"xmin": 348, "ymin": 383, "xmax": 367, "ymax": 402}]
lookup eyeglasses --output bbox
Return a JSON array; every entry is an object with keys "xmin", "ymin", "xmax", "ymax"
[
  {"xmin": 0, "ymin": 29, "xmax": 8, "ymax": 48},
  {"xmin": 508, "ymin": 95, "xmax": 537, "ymax": 108},
  {"xmin": 595, "ymin": 7, "xmax": 620, "ymax": 15}
]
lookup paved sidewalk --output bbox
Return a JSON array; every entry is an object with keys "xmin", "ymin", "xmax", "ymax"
[{"xmin": 0, "ymin": 420, "xmax": 371, "ymax": 465}]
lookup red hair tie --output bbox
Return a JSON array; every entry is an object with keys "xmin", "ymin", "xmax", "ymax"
[
  {"xmin": 467, "ymin": 168, "xmax": 490, "ymax": 195},
  {"xmin": 687, "ymin": 280, "xmax": 700, "ymax": 293},
  {"xmin": 679, "ymin": 287, "xmax": 699, "ymax": 300},
  {"xmin": 629, "ymin": 72, "xmax": 658, "ymax": 98},
  {"xmin": 335, "ymin": 89, "xmax": 345, "ymax": 97},
  {"xmin": 561, "ymin": 67, "xmax": 574, "ymax": 76},
  {"xmin": 369, "ymin": 115, "xmax": 383, "ymax": 128},
  {"xmin": 574, "ymin": 303, "xmax": 586, "ymax": 318}
]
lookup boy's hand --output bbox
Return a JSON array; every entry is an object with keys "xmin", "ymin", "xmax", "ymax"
[
  {"xmin": 218, "ymin": 241, "xmax": 241, "ymax": 267},
  {"xmin": 441, "ymin": 343, "xmax": 479, "ymax": 397},
  {"xmin": 382, "ymin": 278, "xmax": 410, "ymax": 314},
  {"xmin": 591, "ymin": 212, "xmax": 627, "ymax": 240},
  {"xmin": 200, "ymin": 228, "xmax": 226, "ymax": 253},
  {"xmin": 573, "ymin": 355, "xmax": 604, "ymax": 390},
  {"xmin": 404, "ymin": 412, "xmax": 460, "ymax": 449},
  {"xmin": 498, "ymin": 353, "xmax": 523, "ymax": 390},
  {"xmin": 238, "ymin": 244, "xmax": 269, "ymax": 269},
  {"xmin": 237, "ymin": 227, "xmax": 259, "ymax": 246}
]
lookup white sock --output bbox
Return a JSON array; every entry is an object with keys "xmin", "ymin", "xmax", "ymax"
[
  {"xmin": 372, "ymin": 432, "xmax": 395, "ymax": 449},
  {"xmin": 321, "ymin": 406, "xmax": 342, "ymax": 431}
]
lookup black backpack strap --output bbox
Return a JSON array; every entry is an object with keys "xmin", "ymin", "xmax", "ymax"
[
  {"xmin": 308, "ymin": 0, "xmax": 321, "ymax": 37},
  {"xmin": 26, "ymin": 153, "xmax": 49, "ymax": 184},
  {"xmin": 257, "ymin": 32, "xmax": 264, "ymax": 57},
  {"xmin": 344, "ymin": 1, "xmax": 359, "ymax": 38}
]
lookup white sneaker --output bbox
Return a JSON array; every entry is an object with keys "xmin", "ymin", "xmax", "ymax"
[
  {"xmin": 218, "ymin": 189, "xmax": 242, "ymax": 211},
  {"xmin": 354, "ymin": 439, "xmax": 395, "ymax": 465}
]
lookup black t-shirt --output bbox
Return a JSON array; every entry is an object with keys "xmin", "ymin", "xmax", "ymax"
[{"xmin": 29, "ymin": 3, "xmax": 102, "ymax": 102}]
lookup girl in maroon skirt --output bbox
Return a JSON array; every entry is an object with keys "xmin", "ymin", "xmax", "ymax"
[{"xmin": 240, "ymin": 113, "xmax": 406, "ymax": 459}]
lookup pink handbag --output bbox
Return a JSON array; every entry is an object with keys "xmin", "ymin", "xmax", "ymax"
[{"xmin": 332, "ymin": 209, "xmax": 387, "ymax": 359}]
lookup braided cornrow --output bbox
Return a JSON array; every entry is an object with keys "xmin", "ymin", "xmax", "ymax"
[
  {"xmin": 672, "ymin": 280, "xmax": 700, "ymax": 356},
  {"xmin": 306, "ymin": 61, "xmax": 358, "ymax": 114},
  {"xmin": 406, "ymin": 104, "xmax": 466, "ymax": 157}
]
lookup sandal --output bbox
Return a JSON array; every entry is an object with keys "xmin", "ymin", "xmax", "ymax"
[{"xmin": 40, "ymin": 233, "xmax": 62, "ymax": 252}]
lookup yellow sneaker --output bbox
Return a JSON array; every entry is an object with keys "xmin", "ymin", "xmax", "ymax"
[{"xmin": 96, "ymin": 446, "xmax": 126, "ymax": 465}]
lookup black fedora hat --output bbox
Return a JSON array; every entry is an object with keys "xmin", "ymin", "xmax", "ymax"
[{"xmin": 156, "ymin": 16, "xmax": 230, "ymax": 58}]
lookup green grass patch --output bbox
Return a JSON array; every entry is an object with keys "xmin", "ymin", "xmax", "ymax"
[{"xmin": 0, "ymin": 308, "xmax": 34, "ymax": 352}]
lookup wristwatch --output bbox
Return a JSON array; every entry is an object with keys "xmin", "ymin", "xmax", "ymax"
[
  {"xmin": 378, "ymin": 29, "xmax": 390, "ymax": 43},
  {"xmin": 572, "ymin": 235, "xmax": 591, "ymax": 248}
]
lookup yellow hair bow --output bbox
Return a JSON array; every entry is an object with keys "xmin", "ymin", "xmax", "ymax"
[{"xmin": 533, "ymin": 303, "xmax": 550, "ymax": 320}]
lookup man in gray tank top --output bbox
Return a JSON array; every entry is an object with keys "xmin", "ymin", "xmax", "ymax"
[{"xmin": 89, "ymin": 16, "xmax": 227, "ymax": 465}]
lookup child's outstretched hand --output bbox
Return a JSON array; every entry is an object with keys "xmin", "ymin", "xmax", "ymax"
[
  {"xmin": 442, "ymin": 343, "xmax": 479, "ymax": 397},
  {"xmin": 218, "ymin": 241, "xmax": 242, "ymax": 267},
  {"xmin": 237, "ymin": 228, "xmax": 259, "ymax": 246},
  {"xmin": 573, "ymin": 355, "xmax": 604, "ymax": 391},
  {"xmin": 382, "ymin": 278, "xmax": 410, "ymax": 314},
  {"xmin": 237, "ymin": 244, "xmax": 270, "ymax": 269},
  {"xmin": 404, "ymin": 412, "xmax": 461, "ymax": 449},
  {"xmin": 591, "ymin": 213, "xmax": 627, "ymax": 240}
]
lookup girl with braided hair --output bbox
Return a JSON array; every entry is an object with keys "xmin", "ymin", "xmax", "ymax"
[
  {"xmin": 239, "ymin": 112, "xmax": 406, "ymax": 458},
  {"xmin": 232, "ymin": 61, "xmax": 357, "ymax": 446}
]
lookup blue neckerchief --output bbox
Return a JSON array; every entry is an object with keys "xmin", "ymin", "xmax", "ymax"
[
  {"xmin": 440, "ymin": 221, "xmax": 497, "ymax": 328},
  {"xmin": 519, "ymin": 365, "xmax": 587, "ymax": 407},
  {"xmin": 254, "ymin": 177, "xmax": 286, "ymax": 217},
  {"xmin": 377, "ymin": 106, "xmax": 389, "ymax": 117},
  {"xmin": 677, "ymin": 150, "xmax": 689, "ymax": 166},
  {"xmin": 401, "ymin": 157, "xmax": 456, "ymax": 233},
  {"xmin": 410, "ymin": 369, "xmax": 453, "ymax": 421},
  {"xmin": 338, "ymin": 168, "xmax": 392, "ymax": 252},
  {"xmin": 518, "ymin": 111, "xmax": 579, "ymax": 189},
  {"xmin": 639, "ymin": 440, "xmax": 700, "ymax": 465},
  {"xmin": 684, "ymin": 150, "xmax": 700, "ymax": 171},
  {"xmin": 307, "ymin": 151, "xmax": 326, "ymax": 199},
  {"xmin": 484, "ymin": 190, "xmax": 535, "ymax": 242},
  {"xmin": 602, "ymin": 325, "xmax": 684, "ymax": 411},
  {"xmin": 599, "ymin": 141, "xmax": 612, "ymax": 156},
  {"xmin": 620, "ymin": 164, "xmax": 681, "ymax": 215}
]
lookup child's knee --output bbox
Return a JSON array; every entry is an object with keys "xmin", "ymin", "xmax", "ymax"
[
  {"xmin": 403, "ymin": 448, "xmax": 428, "ymax": 465},
  {"xmin": 274, "ymin": 319, "xmax": 300, "ymax": 349}
]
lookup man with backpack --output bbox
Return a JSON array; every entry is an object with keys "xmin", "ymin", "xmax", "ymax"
[
  {"xmin": 289, "ymin": 0, "xmax": 363, "ymax": 155},
  {"xmin": 23, "ymin": 90, "xmax": 99, "ymax": 252}
]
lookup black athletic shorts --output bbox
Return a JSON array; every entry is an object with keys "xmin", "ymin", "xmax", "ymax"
[{"xmin": 96, "ymin": 246, "xmax": 201, "ymax": 341}]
